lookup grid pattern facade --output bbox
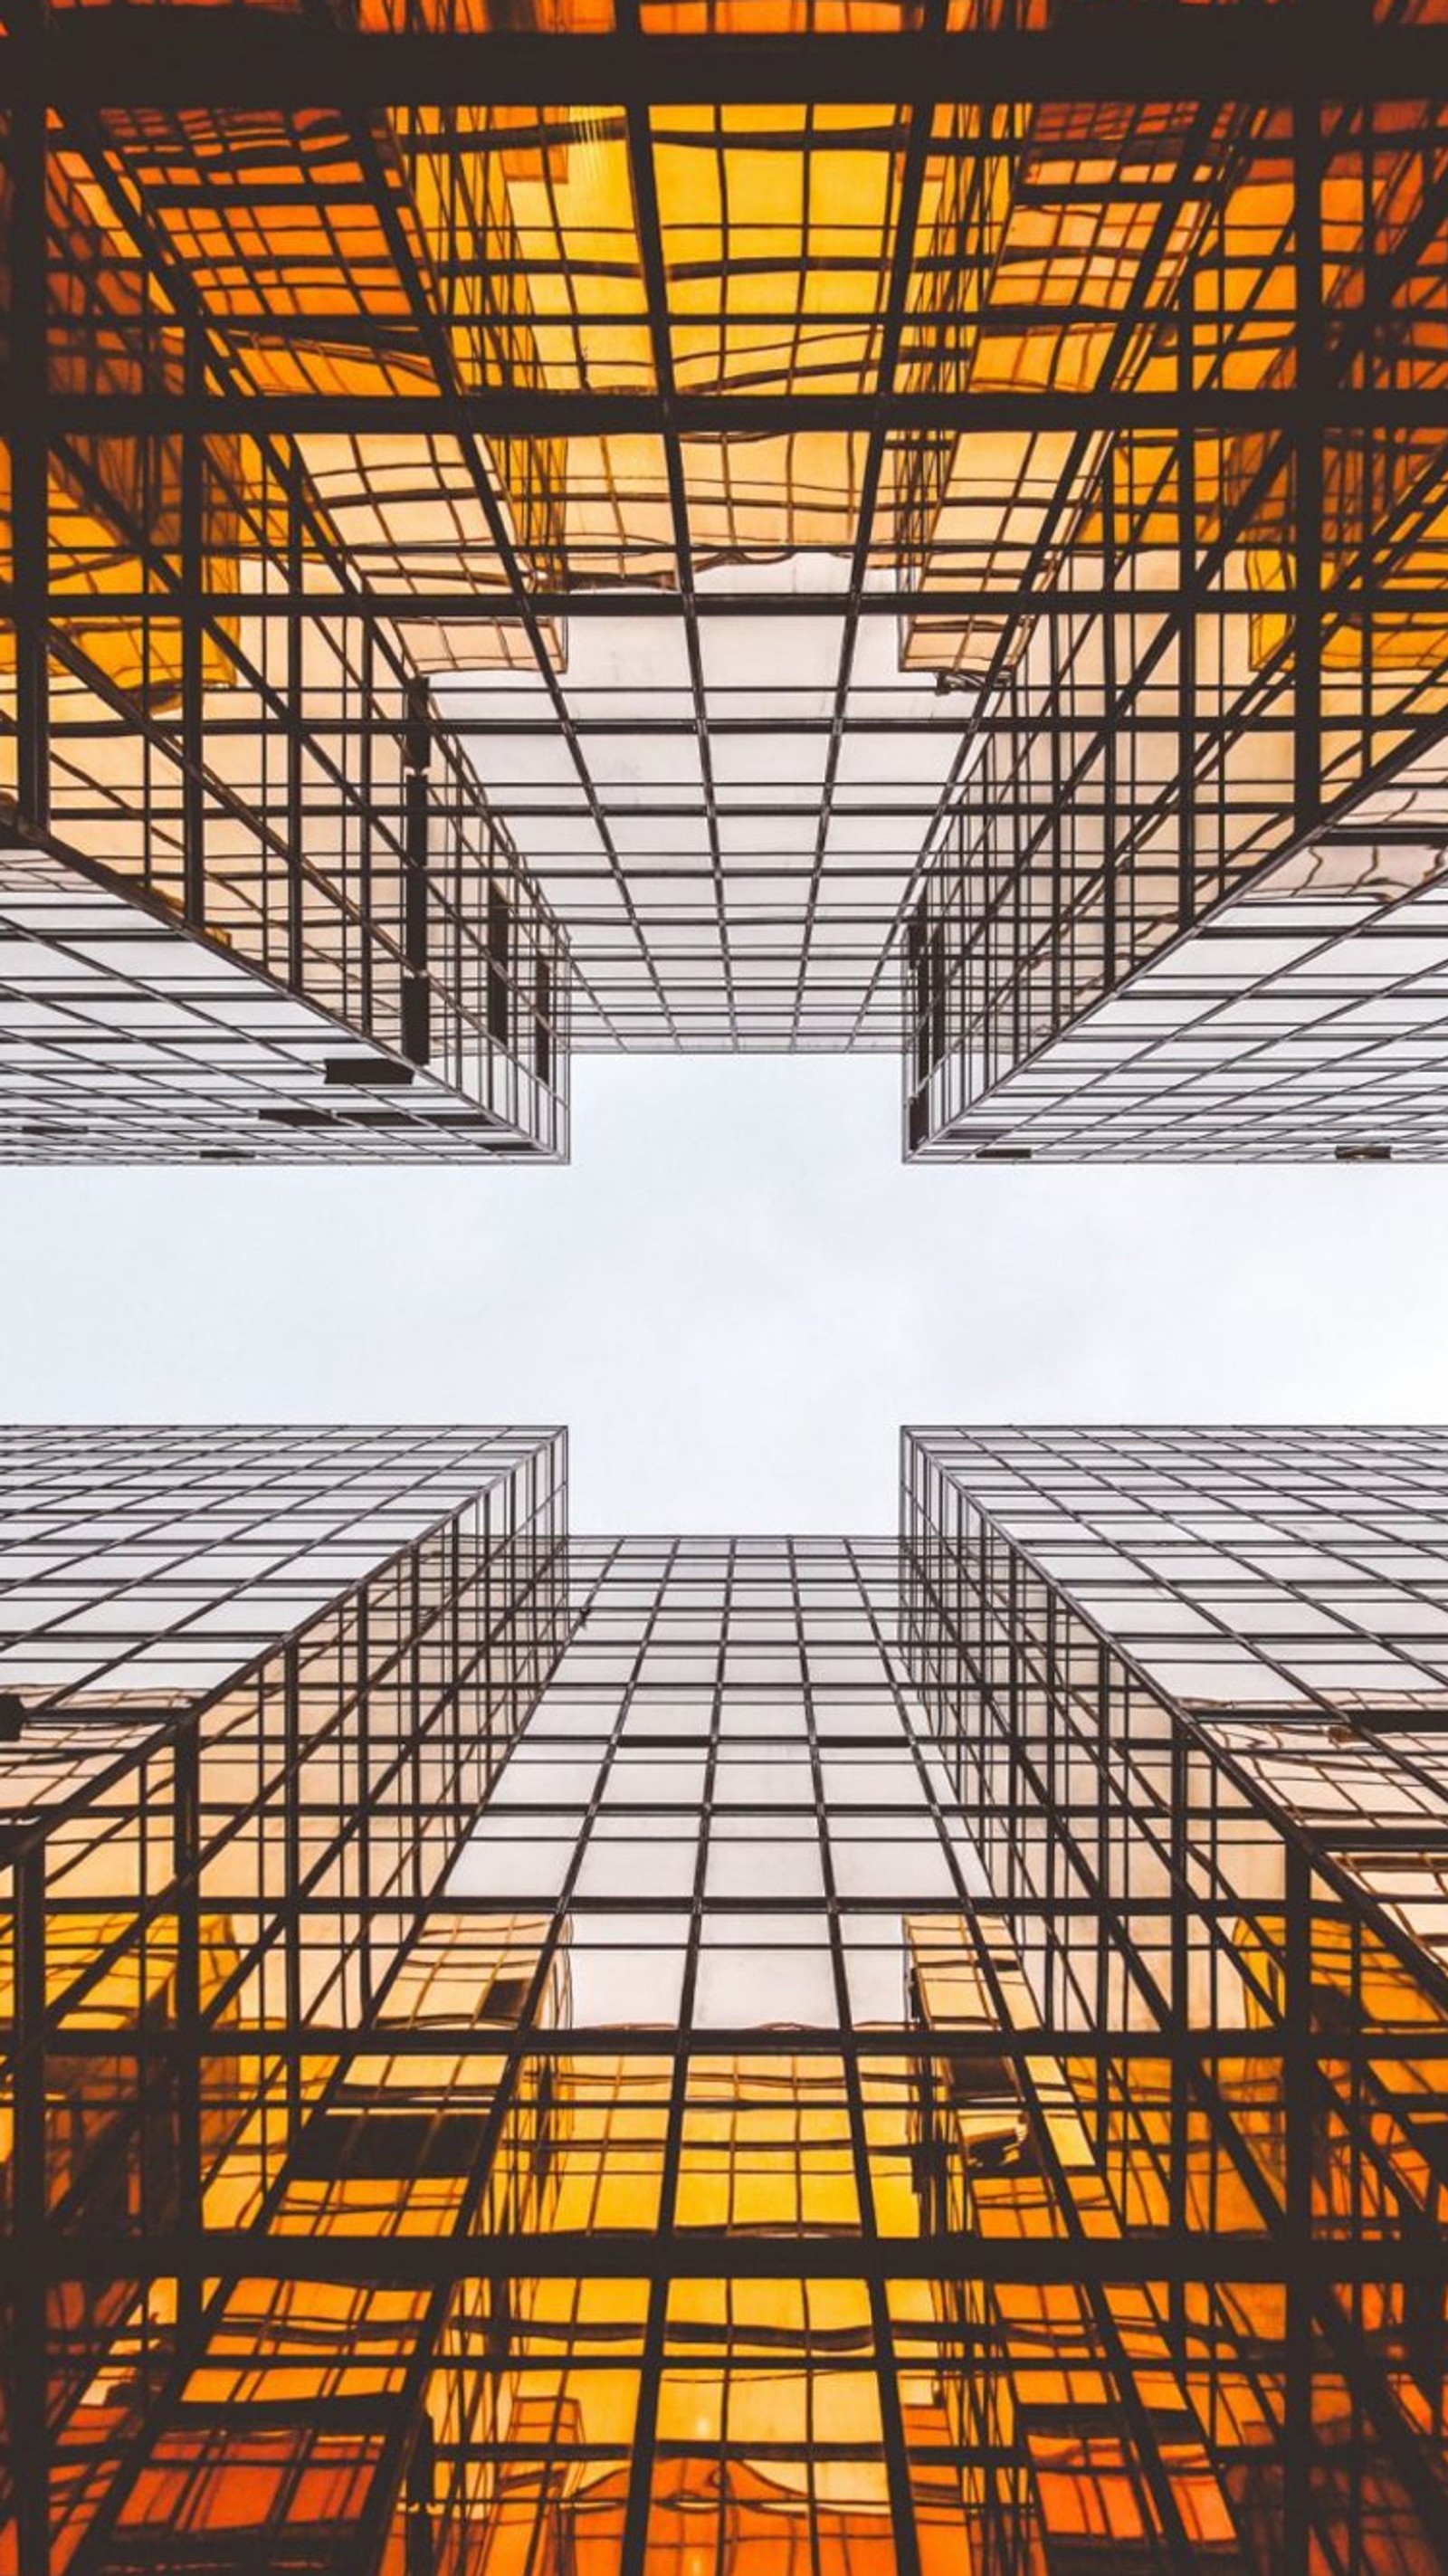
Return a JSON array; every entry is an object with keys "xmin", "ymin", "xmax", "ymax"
[
  {"xmin": 9, "ymin": 1, "xmax": 1448, "ymax": 1131},
  {"xmin": 441, "ymin": 587, "xmax": 964, "ymax": 1053},
  {"xmin": 1, "ymin": 51, "xmax": 573, "ymax": 1158},
  {"xmin": 0, "ymin": 1425, "xmax": 567, "ymax": 1709},
  {"xmin": 909, "ymin": 716, "xmax": 1448, "ymax": 1162},
  {"xmin": 0, "ymin": 1425, "xmax": 570, "ymax": 2576},
  {"xmin": 902, "ymin": 1423, "xmax": 1448, "ymax": 2573},
  {"xmin": 8, "ymin": 1472, "xmax": 1448, "ymax": 2575},
  {"xmin": 900, "ymin": 44, "xmax": 1448, "ymax": 1153},
  {"xmin": 0, "ymin": 849, "xmax": 568, "ymax": 1162}
]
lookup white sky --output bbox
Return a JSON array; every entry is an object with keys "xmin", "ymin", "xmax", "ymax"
[{"xmin": 2, "ymin": 1053, "xmax": 1446, "ymax": 1532}]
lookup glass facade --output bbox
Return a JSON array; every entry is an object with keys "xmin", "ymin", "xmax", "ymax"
[
  {"xmin": 5, "ymin": 2, "xmax": 1448, "ymax": 1141},
  {"xmin": 909, "ymin": 734, "xmax": 1448, "ymax": 1162},
  {"xmin": 2, "ymin": 50, "xmax": 575, "ymax": 1158},
  {"xmin": 0, "ymin": 847, "xmax": 568, "ymax": 1162},
  {"xmin": 903, "ymin": 1423, "xmax": 1448, "ymax": 2572},
  {"xmin": 10, "ymin": 0, "xmax": 1448, "ymax": 2549},
  {"xmin": 899, "ymin": 36, "xmax": 1448, "ymax": 1156},
  {"xmin": 5, "ymin": 1436, "xmax": 1448, "ymax": 2572},
  {"xmin": 0, "ymin": 1426, "xmax": 569, "ymax": 2571}
]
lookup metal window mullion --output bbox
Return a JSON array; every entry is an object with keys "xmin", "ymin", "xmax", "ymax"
[{"xmin": 11, "ymin": 76, "xmax": 51, "ymax": 837}]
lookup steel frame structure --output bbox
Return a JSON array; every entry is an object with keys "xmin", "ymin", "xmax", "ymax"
[
  {"xmin": 906, "ymin": 729, "xmax": 1448, "ymax": 1161},
  {"xmin": 1, "ymin": 39, "xmax": 574, "ymax": 1159},
  {"xmin": 902, "ymin": 1423, "xmax": 1448, "ymax": 2572},
  {"xmin": 7, "ymin": 0, "xmax": 1448, "ymax": 1133},
  {"xmin": 5, "ymin": 1427, "xmax": 1448, "ymax": 2573},
  {"xmin": 898, "ymin": 13, "xmax": 1448, "ymax": 1158},
  {"xmin": 0, "ymin": 1425, "xmax": 571, "ymax": 2575}
]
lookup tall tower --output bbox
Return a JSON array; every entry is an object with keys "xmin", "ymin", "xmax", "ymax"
[
  {"xmin": 5, "ymin": 1436, "xmax": 1448, "ymax": 2572},
  {"xmin": 0, "ymin": 1426, "xmax": 568, "ymax": 2572}
]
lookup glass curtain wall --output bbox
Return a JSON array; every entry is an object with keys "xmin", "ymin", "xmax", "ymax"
[{"xmin": 10, "ymin": 1468, "xmax": 1448, "ymax": 2575}]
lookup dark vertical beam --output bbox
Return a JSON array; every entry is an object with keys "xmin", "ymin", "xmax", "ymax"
[
  {"xmin": 533, "ymin": 952, "xmax": 552, "ymax": 1092},
  {"xmin": 357, "ymin": 1581, "xmax": 374, "ymax": 2018},
  {"xmin": 1041, "ymin": 1587, "xmax": 1059, "ymax": 2035},
  {"xmin": 403, "ymin": 676, "xmax": 432, "ymax": 1066},
  {"xmin": 1046, "ymin": 604, "xmax": 1064, "ymax": 1026},
  {"xmin": 1167, "ymin": 1716, "xmax": 1190, "ymax": 2366},
  {"xmin": 1281, "ymin": 1838, "xmax": 1313, "ymax": 2576},
  {"xmin": 1176, "ymin": 281, "xmax": 1198, "ymax": 930},
  {"xmin": 1293, "ymin": 102, "xmax": 1325, "ymax": 837},
  {"xmin": 1007, "ymin": 704, "xmax": 1026, "ymax": 1079},
  {"xmin": 13, "ymin": 1846, "xmax": 51, "ymax": 2576},
  {"xmin": 487, "ymin": 871, "xmax": 511, "ymax": 1051},
  {"xmin": 10, "ymin": 79, "xmax": 50, "ymax": 836},
  {"xmin": 285, "ymin": 453, "xmax": 306, "ymax": 996},
  {"xmin": 180, "ymin": 325, "xmax": 207, "ymax": 928},
  {"xmin": 172, "ymin": 1721, "xmax": 203, "ymax": 2348},
  {"xmin": 406, "ymin": 1538, "xmax": 425, "ymax": 1912},
  {"xmin": 446, "ymin": 1513, "xmax": 463, "ymax": 1846},
  {"xmin": 359, "ymin": 620, "xmax": 376, "ymax": 1039},
  {"xmin": 907, "ymin": 888, "xmax": 929, "ymax": 1150},
  {"xmin": 1100, "ymin": 448, "xmax": 1119, "ymax": 987},
  {"xmin": 283, "ymin": 1639, "xmax": 303, "ymax": 2140},
  {"xmin": 1094, "ymin": 1641, "xmax": 1112, "ymax": 2146},
  {"xmin": 445, "ymin": 754, "xmax": 464, "ymax": 1098}
]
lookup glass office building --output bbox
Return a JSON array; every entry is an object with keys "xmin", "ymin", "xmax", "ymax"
[
  {"xmin": 895, "ymin": 24, "xmax": 1448, "ymax": 1159},
  {"xmin": 5, "ymin": 1423, "xmax": 1448, "ymax": 2571},
  {"xmin": 908, "ymin": 733, "xmax": 1448, "ymax": 1163},
  {"xmin": 7, "ymin": 1, "xmax": 1448, "ymax": 1153},
  {"xmin": 0, "ymin": 1425, "xmax": 570, "ymax": 2571},
  {"xmin": 903, "ymin": 1422, "xmax": 1448, "ymax": 2573}
]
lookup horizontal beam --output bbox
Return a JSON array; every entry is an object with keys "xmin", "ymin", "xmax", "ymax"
[
  {"xmin": 9, "ymin": 584, "xmax": 1443, "ymax": 624},
  {"xmin": 25, "ymin": 390, "xmax": 1448, "ymax": 437},
  {"xmin": 5, "ymin": 2228, "xmax": 1410, "ymax": 2289},
  {"xmin": 5, "ymin": 14, "xmax": 1448, "ymax": 110}
]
